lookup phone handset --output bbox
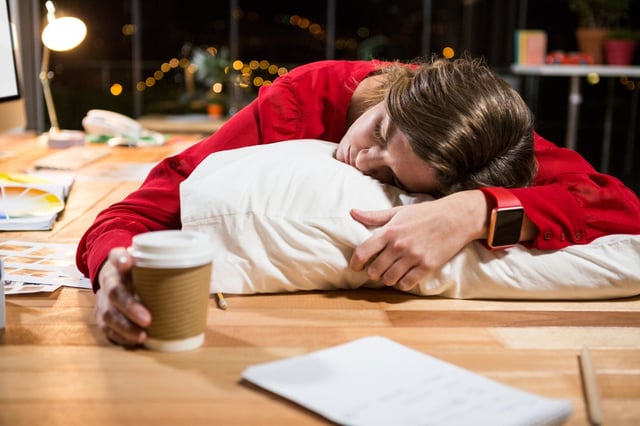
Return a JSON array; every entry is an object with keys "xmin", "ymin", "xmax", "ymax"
[{"xmin": 82, "ymin": 109, "xmax": 165, "ymax": 146}]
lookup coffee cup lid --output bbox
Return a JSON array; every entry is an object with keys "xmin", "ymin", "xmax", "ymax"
[{"xmin": 129, "ymin": 230, "xmax": 213, "ymax": 268}]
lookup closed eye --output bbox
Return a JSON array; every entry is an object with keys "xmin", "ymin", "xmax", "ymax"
[
  {"xmin": 374, "ymin": 120, "xmax": 404, "ymax": 189},
  {"xmin": 374, "ymin": 121, "xmax": 385, "ymax": 145}
]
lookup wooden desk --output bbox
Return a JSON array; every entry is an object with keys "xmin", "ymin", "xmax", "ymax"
[
  {"xmin": 137, "ymin": 114, "xmax": 227, "ymax": 134},
  {"xmin": 1, "ymin": 134, "xmax": 639, "ymax": 425}
]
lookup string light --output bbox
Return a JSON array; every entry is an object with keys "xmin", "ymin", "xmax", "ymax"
[
  {"xmin": 121, "ymin": 10, "xmax": 400, "ymax": 96},
  {"xmin": 620, "ymin": 76, "xmax": 639, "ymax": 91},
  {"xmin": 131, "ymin": 49, "xmax": 290, "ymax": 94},
  {"xmin": 586, "ymin": 72, "xmax": 600, "ymax": 85}
]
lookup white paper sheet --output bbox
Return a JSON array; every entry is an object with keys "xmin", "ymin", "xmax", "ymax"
[
  {"xmin": 0, "ymin": 240, "xmax": 91, "ymax": 291},
  {"xmin": 242, "ymin": 336, "xmax": 572, "ymax": 426}
]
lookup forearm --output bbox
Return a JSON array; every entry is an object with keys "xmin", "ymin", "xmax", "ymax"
[
  {"xmin": 77, "ymin": 218, "xmax": 158, "ymax": 291},
  {"xmin": 520, "ymin": 133, "xmax": 640, "ymax": 249},
  {"xmin": 76, "ymin": 153, "xmax": 190, "ymax": 288},
  {"xmin": 511, "ymin": 180, "xmax": 640, "ymax": 249},
  {"xmin": 460, "ymin": 189, "xmax": 537, "ymax": 246}
]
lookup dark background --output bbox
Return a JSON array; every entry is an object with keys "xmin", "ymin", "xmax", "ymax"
[{"xmin": 42, "ymin": 0, "xmax": 640, "ymax": 192}]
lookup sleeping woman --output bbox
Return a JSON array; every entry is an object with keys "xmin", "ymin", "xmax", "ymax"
[{"xmin": 76, "ymin": 56, "xmax": 640, "ymax": 347}]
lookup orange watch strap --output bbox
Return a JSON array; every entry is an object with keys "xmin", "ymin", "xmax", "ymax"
[{"xmin": 478, "ymin": 187, "xmax": 521, "ymax": 209}]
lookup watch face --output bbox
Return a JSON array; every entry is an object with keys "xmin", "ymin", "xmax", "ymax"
[{"xmin": 490, "ymin": 207, "xmax": 524, "ymax": 247}]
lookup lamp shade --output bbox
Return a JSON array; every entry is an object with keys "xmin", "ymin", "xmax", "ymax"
[{"xmin": 41, "ymin": 16, "xmax": 86, "ymax": 52}]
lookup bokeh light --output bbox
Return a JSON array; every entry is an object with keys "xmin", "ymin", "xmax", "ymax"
[
  {"xmin": 121, "ymin": 24, "xmax": 136, "ymax": 36},
  {"xmin": 132, "ymin": 44, "xmax": 291, "ymax": 100},
  {"xmin": 442, "ymin": 46, "xmax": 455, "ymax": 59},
  {"xmin": 110, "ymin": 84, "xmax": 123, "ymax": 96}
]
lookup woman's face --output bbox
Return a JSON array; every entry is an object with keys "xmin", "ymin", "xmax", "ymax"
[{"xmin": 336, "ymin": 102, "xmax": 439, "ymax": 193}]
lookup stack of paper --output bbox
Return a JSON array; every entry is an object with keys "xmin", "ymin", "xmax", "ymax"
[
  {"xmin": 0, "ymin": 172, "xmax": 74, "ymax": 231},
  {"xmin": 1, "ymin": 240, "xmax": 92, "ymax": 293},
  {"xmin": 243, "ymin": 336, "xmax": 573, "ymax": 426}
]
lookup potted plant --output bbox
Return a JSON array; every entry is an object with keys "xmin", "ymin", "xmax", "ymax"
[
  {"xmin": 190, "ymin": 46, "xmax": 230, "ymax": 117},
  {"xmin": 568, "ymin": 0, "xmax": 630, "ymax": 64},
  {"xmin": 604, "ymin": 28, "xmax": 639, "ymax": 65}
]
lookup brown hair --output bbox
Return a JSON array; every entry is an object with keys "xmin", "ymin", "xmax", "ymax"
[{"xmin": 369, "ymin": 56, "xmax": 536, "ymax": 196}]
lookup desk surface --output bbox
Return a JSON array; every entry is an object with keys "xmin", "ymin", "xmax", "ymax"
[
  {"xmin": 1, "ymin": 134, "xmax": 640, "ymax": 426},
  {"xmin": 511, "ymin": 63, "xmax": 640, "ymax": 77},
  {"xmin": 137, "ymin": 114, "xmax": 227, "ymax": 134}
]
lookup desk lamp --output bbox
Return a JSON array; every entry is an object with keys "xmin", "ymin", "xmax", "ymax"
[{"xmin": 40, "ymin": 0, "xmax": 86, "ymax": 148}]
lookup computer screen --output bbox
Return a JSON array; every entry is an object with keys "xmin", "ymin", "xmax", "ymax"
[
  {"xmin": 0, "ymin": 0, "xmax": 20, "ymax": 103},
  {"xmin": 0, "ymin": 0, "xmax": 24, "ymax": 133}
]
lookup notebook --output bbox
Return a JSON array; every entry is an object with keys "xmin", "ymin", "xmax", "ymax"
[{"xmin": 242, "ymin": 336, "xmax": 573, "ymax": 426}]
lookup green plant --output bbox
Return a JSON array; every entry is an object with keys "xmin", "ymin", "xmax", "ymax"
[
  {"xmin": 568, "ymin": 0, "xmax": 630, "ymax": 28},
  {"xmin": 191, "ymin": 46, "xmax": 230, "ymax": 87},
  {"xmin": 607, "ymin": 28, "xmax": 640, "ymax": 40}
]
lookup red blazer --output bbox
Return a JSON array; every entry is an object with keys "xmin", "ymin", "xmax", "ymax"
[{"xmin": 76, "ymin": 60, "xmax": 640, "ymax": 289}]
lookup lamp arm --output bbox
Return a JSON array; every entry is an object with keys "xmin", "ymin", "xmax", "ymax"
[{"xmin": 39, "ymin": 46, "xmax": 60, "ymax": 132}]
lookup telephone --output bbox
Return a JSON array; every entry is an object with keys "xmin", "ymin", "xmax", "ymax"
[{"xmin": 82, "ymin": 109, "xmax": 166, "ymax": 147}]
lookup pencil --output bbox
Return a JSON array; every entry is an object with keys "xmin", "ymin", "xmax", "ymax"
[
  {"xmin": 579, "ymin": 346, "xmax": 603, "ymax": 426},
  {"xmin": 216, "ymin": 292, "xmax": 227, "ymax": 310}
]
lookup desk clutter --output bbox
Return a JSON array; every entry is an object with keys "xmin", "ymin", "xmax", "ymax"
[
  {"xmin": 0, "ymin": 172, "xmax": 74, "ymax": 231},
  {"xmin": 0, "ymin": 240, "xmax": 91, "ymax": 293}
]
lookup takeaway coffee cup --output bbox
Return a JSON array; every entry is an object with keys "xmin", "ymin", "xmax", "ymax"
[{"xmin": 129, "ymin": 230, "xmax": 214, "ymax": 352}]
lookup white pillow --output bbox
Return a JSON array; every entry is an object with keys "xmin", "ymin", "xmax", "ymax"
[{"xmin": 180, "ymin": 140, "xmax": 640, "ymax": 300}]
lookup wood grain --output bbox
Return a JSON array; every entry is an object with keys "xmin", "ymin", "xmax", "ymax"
[{"xmin": 1, "ymin": 134, "xmax": 639, "ymax": 425}]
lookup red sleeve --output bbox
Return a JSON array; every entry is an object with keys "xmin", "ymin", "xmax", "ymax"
[
  {"xmin": 76, "ymin": 60, "xmax": 376, "ymax": 289},
  {"xmin": 75, "ymin": 102, "xmax": 264, "ymax": 290},
  {"xmin": 510, "ymin": 133, "xmax": 640, "ymax": 249}
]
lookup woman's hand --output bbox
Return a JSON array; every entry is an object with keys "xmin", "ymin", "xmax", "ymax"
[
  {"xmin": 94, "ymin": 247, "xmax": 151, "ymax": 347},
  {"xmin": 349, "ymin": 190, "xmax": 489, "ymax": 291}
]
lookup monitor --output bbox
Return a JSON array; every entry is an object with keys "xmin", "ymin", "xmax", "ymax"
[{"xmin": 0, "ymin": 0, "xmax": 24, "ymax": 133}]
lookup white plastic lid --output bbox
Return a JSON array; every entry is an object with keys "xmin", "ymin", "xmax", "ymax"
[{"xmin": 129, "ymin": 230, "xmax": 214, "ymax": 268}]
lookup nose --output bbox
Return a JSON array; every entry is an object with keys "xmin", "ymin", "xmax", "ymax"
[{"xmin": 355, "ymin": 147, "xmax": 391, "ymax": 183}]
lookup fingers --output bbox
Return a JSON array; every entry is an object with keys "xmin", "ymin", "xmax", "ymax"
[
  {"xmin": 95, "ymin": 247, "xmax": 151, "ymax": 347},
  {"xmin": 363, "ymin": 246, "xmax": 420, "ymax": 290},
  {"xmin": 350, "ymin": 207, "xmax": 400, "ymax": 272},
  {"xmin": 351, "ymin": 230, "xmax": 428, "ymax": 291},
  {"xmin": 350, "ymin": 207, "xmax": 398, "ymax": 227},
  {"xmin": 107, "ymin": 248, "xmax": 134, "ymax": 287},
  {"xmin": 95, "ymin": 288, "xmax": 148, "ymax": 347},
  {"xmin": 393, "ymin": 266, "xmax": 426, "ymax": 292},
  {"xmin": 350, "ymin": 234, "xmax": 385, "ymax": 272},
  {"xmin": 107, "ymin": 280, "xmax": 151, "ymax": 328}
]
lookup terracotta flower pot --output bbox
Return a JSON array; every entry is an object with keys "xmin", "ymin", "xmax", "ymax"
[
  {"xmin": 576, "ymin": 28, "xmax": 609, "ymax": 64},
  {"xmin": 604, "ymin": 39, "xmax": 638, "ymax": 65},
  {"xmin": 207, "ymin": 103, "xmax": 224, "ymax": 118}
]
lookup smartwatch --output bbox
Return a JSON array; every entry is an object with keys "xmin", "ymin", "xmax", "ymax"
[{"xmin": 478, "ymin": 187, "xmax": 524, "ymax": 249}]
